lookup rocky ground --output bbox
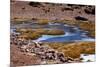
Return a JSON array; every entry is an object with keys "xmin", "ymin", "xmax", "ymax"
[
  {"xmin": 10, "ymin": 33, "xmax": 75, "ymax": 66},
  {"xmin": 10, "ymin": 0, "xmax": 95, "ymax": 66},
  {"xmin": 10, "ymin": 32, "xmax": 95, "ymax": 66},
  {"xmin": 11, "ymin": 0, "xmax": 95, "ymax": 22}
]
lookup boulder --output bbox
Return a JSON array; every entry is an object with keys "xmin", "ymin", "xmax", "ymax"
[
  {"xmin": 75, "ymin": 16, "xmax": 88, "ymax": 21},
  {"xmin": 84, "ymin": 6, "xmax": 95, "ymax": 15}
]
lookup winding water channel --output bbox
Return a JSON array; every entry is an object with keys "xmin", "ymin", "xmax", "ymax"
[
  {"xmin": 10, "ymin": 22, "xmax": 95, "ymax": 62},
  {"xmin": 11, "ymin": 22, "xmax": 95, "ymax": 42}
]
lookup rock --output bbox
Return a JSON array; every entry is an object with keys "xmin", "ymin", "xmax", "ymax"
[
  {"xmin": 44, "ymin": 49, "xmax": 57, "ymax": 60},
  {"xmin": 40, "ymin": 61, "xmax": 46, "ymax": 64},
  {"xmin": 62, "ymin": 7, "xmax": 73, "ymax": 11},
  {"xmin": 80, "ymin": 58, "xmax": 84, "ymax": 61},
  {"xmin": 84, "ymin": 6, "xmax": 95, "ymax": 15},
  {"xmin": 75, "ymin": 16, "xmax": 88, "ymax": 21},
  {"xmin": 30, "ymin": 49, "xmax": 35, "ymax": 53},
  {"xmin": 67, "ymin": 56, "xmax": 74, "ymax": 61},
  {"xmin": 45, "ymin": 52, "xmax": 54, "ymax": 60},
  {"xmin": 57, "ymin": 53, "xmax": 67, "ymax": 63},
  {"xmin": 87, "ymin": 59, "xmax": 92, "ymax": 62},
  {"xmin": 33, "ymin": 42, "xmax": 41, "ymax": 48},
  {"xmin": 28, "ymin": 2, "xmax": 42, "ymax": 7},
  {"xmin": 25, "ymin": 48, "xmax": 30, "ymax": 52}
]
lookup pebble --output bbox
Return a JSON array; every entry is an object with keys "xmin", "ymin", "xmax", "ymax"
[{"xmin": 11, "ymin": 32, "xmax": 80, "ymax": 64}]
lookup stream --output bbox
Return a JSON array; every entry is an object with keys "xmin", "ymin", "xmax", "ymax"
[
  {"xmin": 11, "ymin": 22, "xmax": 95, "ymax": 42},
  {"xmin": 10, "ymin": 22, "xmax": 95, "ymax": 62}
]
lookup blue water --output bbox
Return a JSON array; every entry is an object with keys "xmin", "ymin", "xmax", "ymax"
[
  {"xmin": 39, "ymin": 35, "xmax": 94, "ymax": 42},
  {"xmin": 33, "ymin": 22, "xmax": 94, "ymax": 42},
  {"xmin": 34, "ymin": 32, "xmax": 94, "ymax": 42},
  {"xmin": 11, "ymin": 22, "xmax": 95, "ymax": 42}
]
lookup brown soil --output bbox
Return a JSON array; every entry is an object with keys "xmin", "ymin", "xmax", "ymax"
[
  {"xmin": 10, "ymin": 44, "xmax": 41, "ymax": 66},
  {"xmin": 11, "ymin": 1, "xmax": 95, "ymax": 22}
]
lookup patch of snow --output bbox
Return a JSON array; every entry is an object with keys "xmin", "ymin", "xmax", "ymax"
[{"xmin": 80, "ymin": 54, "xmax": 96, "ymax": 62}]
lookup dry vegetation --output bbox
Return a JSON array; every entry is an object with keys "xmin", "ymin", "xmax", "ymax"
[
  {"xmin": 12, "ymin": 18, "xmax": 50, "ymax": 25},
  {"xmin": 37, "ymin": 19, "xmax": 49, "ymax": 25},
  {"xmin": 52, "ymin": 20, "xmax": 95, "ymax": 38},
  {"xmin": 34, "ymin": 29, "xmax": 65, "ymax": 35},
  {"xmin": 16, "ymin": 28, "xmax": 65, "ymax": 40},
  {"xmin": 43, "ymin": 42, "xmax": 95, "ymax": 59},
  {"xmin": 46, "ymin": 29, "xmax": 65, "ymax": 35},
  {"xmin": 14, "ymin": 18, "xmax": 95, "ymax": 38},
  {"xmin": 11, "ymin": 17, "xmax": 32, "ymax": 24},
  {"xmin": 48, "ymin": 20, "xmax": 78, "ymax": 27},
  {"xmin": 19, "ymin": 32, "xmax": 41, "ymax": 40},
  {"xmin": 78, "ymin": 21, "xmax": 95, "ymax": 38},
  {"xmin": 10, "ymin": 1, "xmax": 95, "ymax": 66}
]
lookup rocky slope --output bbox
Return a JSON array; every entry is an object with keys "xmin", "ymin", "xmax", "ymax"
[{"xmin": 11, "ymin": 0, "xmax": 95, "ymax": 22}]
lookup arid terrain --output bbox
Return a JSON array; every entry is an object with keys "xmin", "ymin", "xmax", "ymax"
[
  {"xmin": 10, "ymin": 0, "xmax": 95, "ymax": 66},
  {"xmin": 11, "ymin": 0, "xmax": 95, "ymax": 22}
]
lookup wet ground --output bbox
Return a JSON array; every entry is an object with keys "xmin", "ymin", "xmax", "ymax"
[{"xmin": 11, "ymin": 22, "xmax": 95, "ymax": 42}]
